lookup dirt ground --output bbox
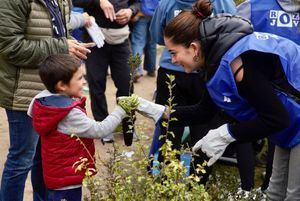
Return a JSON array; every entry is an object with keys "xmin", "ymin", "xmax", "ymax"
[{"xmin": 0, "ymin": 73, "xmax": 157, "ymax": 200}]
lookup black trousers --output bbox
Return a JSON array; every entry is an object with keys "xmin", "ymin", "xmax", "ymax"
[
  {"xmin": 236, "ymin": 138, "xmax": 275, "ymax": 191},
  {"xmin": 86, "ymin": 40, "xmax": 131, "ymax": 121},
  {"xmin": 155, "ymin": 68, "xmax": 218, "ymax": 183}
]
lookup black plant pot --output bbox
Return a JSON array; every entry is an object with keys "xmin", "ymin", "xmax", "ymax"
[{"xmin": 122, "ymin": 115, "xmax": 134, "ymax": 146}]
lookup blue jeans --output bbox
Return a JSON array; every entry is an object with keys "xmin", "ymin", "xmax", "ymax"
[
  {"xmin": 32, "ymin": 139, "xmax": 49, "ymax": 201},
  {"xmin": 0, "ymin": 110, "xmax": 47, "ymax": 201},
  {"xmin": 131, "ymin": 15, "xmax": 157, "ymax": 75}
]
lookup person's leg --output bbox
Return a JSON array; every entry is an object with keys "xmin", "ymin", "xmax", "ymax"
[
  {"xmin": 48, "ymin": 187, "xmax": 82, "ymax": 201},
  {"xmin": 109, "ymin": 41, "xmax": 131, "ymax": 98},
  {"xmin": 86, "ymin": 45, "xmax": 113, "ymax": 142},
  {"xmin": 85, "ymin": 45, "xmax": 110, "ymax": 121},
  {"xmin": 143, "ymin": 17, "xmax": 157, "ymax": 75},
  {"xmin": 267, "ymin": 146, "xmax": 289, "ymax": 201},
  {"xmin": 110, "ymin": 40, "xmax": 132, "ymax": 144},
  {"xmin": 189, "ymin": 124, "xmax": 212, "ymax": 184},
  {"xmin": 236, "ymin": 143, "xmax": 255, "ymax": 191},
  {"xmin": 1, "ymin": 110, "xmax": 39, "ymax": 201},
  {"xmin": 155, "ymin": 68, "xmax": 188, "ymax": 162},
  {"xmin": 261, "ymin": 138, "xmax": 275, "ymax": 191},
  {"xmin": 32, "ymin": 139, "xmax": 48, "ymax": 201},
  {"xmin": 130, "ymin": 16, "xmax": 148, "ymax": 76},
  {"xmin": 285, "ymin": 143, "xmax": 300, "ymax": 200},
  {"xmin": 185, "ymin": 73, "xmax": 221, "ymax": 183}
]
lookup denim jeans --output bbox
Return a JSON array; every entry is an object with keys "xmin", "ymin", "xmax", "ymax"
[
  {"xmin": 0, "ymin": 110, "xmax": 46, "ymax": 201},
  {"xmin": 32, "ymin": 139, "xmax": 49, "ymax": 201},
  {"xmin": 131, "ymin": 15, "xmax": 157, "ymax": 75}
]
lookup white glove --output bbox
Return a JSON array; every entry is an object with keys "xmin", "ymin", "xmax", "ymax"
[
  {"xmin": 192, "ymin": 124, "xmax": 236, "ymax": 166},
  {"xmin": 137, "ymin": 97, "xmax": 165, "ymax": 123},
  {"xmin": 86, "ymin": 20, "xmax": 105, "ymax": 48}
]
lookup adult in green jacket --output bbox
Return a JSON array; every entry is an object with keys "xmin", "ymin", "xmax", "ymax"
[{"xmin": 0, "ymin": 0, "xmax": 91, "ymax": 200}]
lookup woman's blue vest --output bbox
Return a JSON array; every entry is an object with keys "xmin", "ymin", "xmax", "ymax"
[
  {"xmin": 250, "ymin": 0, "xmax": 300, "ymax": 45},
  {"xmin": 206, "ymin": 32, "xmax": 300, "ymax": 148}
]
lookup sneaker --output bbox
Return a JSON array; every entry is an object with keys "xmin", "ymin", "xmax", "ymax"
[
  {"xmin": 147, "ymin": 71, "xmax": 156, "ymax": 77},
  {"xmin": 133, "ymin": 131, "xmax": 139, "ymax": 142},
  {"xmin": 236, "ymin": 187, "xmax": 250, "ymax": 199},
  {"xmin": 101, "ymin": 134, "xmax": 115, "ymax": 144}
]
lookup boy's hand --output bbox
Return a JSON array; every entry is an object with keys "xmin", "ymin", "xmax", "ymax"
[
  {"xmin": 118, "ymin": 95, "xmax": 166, "ymax": 122},
  {"xmin": 117, "ymin": 94, "xmax": 139, "ymax": 114}
]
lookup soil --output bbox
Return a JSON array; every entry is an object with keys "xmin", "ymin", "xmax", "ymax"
[{"xmin": 0, "ymin": 73, "xmax": 157, "ymax": 200}]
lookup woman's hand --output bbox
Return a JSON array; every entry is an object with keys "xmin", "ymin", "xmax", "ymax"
[
  {"xmin": 192, "ymin": 124, "xmax": 236, "ymax": 166},
  {"xmin": 118, "ymin": 95, "xmax": 166, "ymax": 122}
]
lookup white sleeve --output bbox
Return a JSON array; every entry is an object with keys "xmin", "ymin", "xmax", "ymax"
[
  {"xmin": 70, "ymin": 11, "xmax": 86, "ymax": 30},
  {"xmin": 57, "ymin": 106, "xmax": 126, "ymax": 138}
]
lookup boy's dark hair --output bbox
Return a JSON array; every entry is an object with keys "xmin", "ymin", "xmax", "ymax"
[{"xmin": 39, "ymin": 54, "xmax": 81, "ymax": 93}]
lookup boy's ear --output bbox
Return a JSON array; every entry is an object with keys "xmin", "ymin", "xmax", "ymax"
[{"xmin": 55, "ymin": 81, "xmax": 67, "ymax": 92}]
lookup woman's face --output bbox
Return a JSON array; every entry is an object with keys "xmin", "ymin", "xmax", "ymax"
[{"xmin": 164, "ymin": 37, "xmax": 204, "ymax": 73}]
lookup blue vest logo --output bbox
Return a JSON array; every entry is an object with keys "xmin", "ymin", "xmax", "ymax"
[
  {"xmin": 251, "ymin": 0, "xmax": 300, "ymax": 45},
  {"xmin": 174, "ymin": 9, "xmax": 182, "ymax": 17},
  {"xmin": 269, "ymin": 10, "xmax": 300, "ymax": 28}
]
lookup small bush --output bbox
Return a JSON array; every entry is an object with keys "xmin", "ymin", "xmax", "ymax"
[{"xmin": 74, "ymin": 74, "xmax": 211, "ymax": 201}]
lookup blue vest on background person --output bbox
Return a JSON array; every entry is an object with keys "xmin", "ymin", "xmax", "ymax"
[
  {"xmin": 150, "ymin": 0, "xmax": 237, "ymax": 72},
  {"xmin": 250, "ymin": 0, "xmax": 300, "ymax": 45},
  {"xmin": 141, "ymin": 0, "xmax": 159, "ymax": 16},
  {"xmin": 206, "ymin": 32, "xmax": 300, "ymax": 148}
]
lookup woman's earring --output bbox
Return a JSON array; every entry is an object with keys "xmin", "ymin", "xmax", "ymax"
[{"xmin": 193, "ymin": 55, "xmax": 200, "ymax": 62}]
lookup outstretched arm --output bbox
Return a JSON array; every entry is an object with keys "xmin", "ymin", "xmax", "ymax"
[{"xmin": 57, "ymin": 106, "xmax": 126, "ymax": 138}]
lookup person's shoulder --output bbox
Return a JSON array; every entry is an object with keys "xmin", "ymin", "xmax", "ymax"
[
  {"xmin": 236, "ymin": 0, "xmax": 251, "ymax": 19},
  {"xmin": 159, "ymin": 0, "xmax": 176, "ymax": 9},
  {"xmin": 37, "ymin": 95, "xmax": 73, "ymax": 108}
]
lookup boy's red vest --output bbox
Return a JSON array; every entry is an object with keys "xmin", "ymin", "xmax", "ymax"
[{"xmin": 32, "ymin": 96, "xmax": 95, "ymax": 189}]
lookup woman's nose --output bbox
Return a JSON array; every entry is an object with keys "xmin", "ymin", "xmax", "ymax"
[{"xmin": 171, "ymin": 56, "xmax": 177, "ymax": 64}]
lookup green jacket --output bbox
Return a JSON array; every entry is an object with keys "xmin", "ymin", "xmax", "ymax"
[{"xmin": 0, "ymin": 0, "xmax": 71, "ymax": 111}]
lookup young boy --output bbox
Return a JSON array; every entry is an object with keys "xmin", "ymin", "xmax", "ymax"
[{"xmin": 27, "ymin": 54, "xmax": 127, "ymax": 201}]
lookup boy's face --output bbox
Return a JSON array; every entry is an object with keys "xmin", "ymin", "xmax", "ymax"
[{"xmin": 63, "ymin": 66, "xmax": 86, "ymax": 98}]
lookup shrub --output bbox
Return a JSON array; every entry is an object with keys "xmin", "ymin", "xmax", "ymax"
[{"xmin": 74, "ymin": 74, "xmax": 211, "ymax": 201}]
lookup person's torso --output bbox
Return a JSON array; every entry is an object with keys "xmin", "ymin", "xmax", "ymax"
[
  {"xmin": 250, "ymin": 0, "xmax": 300, "ymax": 45},
  {"xmin": 206, "ymin": 32, "xmax": 300, "ymax": 148},
  {"xmin": 32, "ymin": 95, "xmax": 96, "ymax": 189},
  {"xmin": 85, "ymin": 0, "xmax": 131, "ymax": 28},
  {"xmin": 0, "ymin": 0, "xmax": 70, "ymax": 111},
  {"xmin": 141, "ymin": 0, "xmax": 159, "ymax": 16}
]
